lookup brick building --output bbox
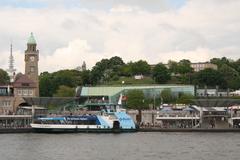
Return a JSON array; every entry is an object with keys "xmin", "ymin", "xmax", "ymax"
[{"xmin": 0, "ymin": 33, "xmax": 39, "ymax": 114}]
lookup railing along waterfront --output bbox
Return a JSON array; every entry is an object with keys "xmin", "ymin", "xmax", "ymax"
[{"xmin": 0, "ymin": 115, "xmax": 32, "ymax": 128}]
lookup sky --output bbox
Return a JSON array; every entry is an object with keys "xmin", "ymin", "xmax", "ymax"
[{"xmin": 0, "ymin": 0, "xmax": 240, "ymax": 73}]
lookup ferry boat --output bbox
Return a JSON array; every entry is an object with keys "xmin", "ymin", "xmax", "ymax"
[{"xmin": 30, "ymin": 110, "xmax": 137, "ymax": 133}]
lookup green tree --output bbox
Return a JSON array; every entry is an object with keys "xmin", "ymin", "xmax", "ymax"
[
  {"xmin": 80, "ymin": 70, "xmax": 91, "ymax": 85},
  {"xmin": 0, "ymin": 69, "xmax": 9, "ymax": 84},
  {"xmin": 120, "ymin": 64, "xmax": 132, "ymax": 76},
  {"xmin": 194, "ymin": 68, "xmax": 226, "ymax": 87},
  {"xmin": 160, "ymin": 89, "xmax": 175, "ymax": 104},
  {"xmin": 90, "ymin": 56, "xmax": 125, "ymax": 84},
  {"xmin": 177, "ymin": 59, "xmax": 193, "ymax": 74},
  {"xmin": 39, "ymin": 72, "xmax": 54, "ymax": 97},
  {"xmin": 152, "ymin": 63, "xmax": 171, "ymax": 83},
  {"xmin": 168, "ymin": 59, "xmax": 194, "ymax": 84},
  {"xmin": 176, "ymin": 94, "xmax": 194, "ymax": 104},
  {"xmin": 39, "ymin": 69, "xmax": 82, "ymax": 97},
  {"xmin": 109, "ymin": 56, "xmax": 124, "ymax": 69},
  {"xmin": 210, "ymin": 57, "xmax": 230, "ymax": 68},
  {"xmin": 131, "ymin": 60, "xmax": 151, "ymax": 75},
  {"xmin": 168, "ymin": 60, "xmax": 178, "ymax": 74},
  {"xmin": 229, "ymin": 58, "xmax": 240, "ymax": 73},
  {"xmin": 53, "ymin": 85, "xmax": 75, "ymax": 97},
  {"xmin": 218, "ymin": 64, "xmax": 240, "ymax": 89},
  {"xmin": 126, "ymin": 90, "xmax": 148, "ymax": 124}
]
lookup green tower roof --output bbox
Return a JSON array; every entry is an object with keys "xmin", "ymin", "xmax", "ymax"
[{"xmin": 27, "ymin": 32, "xmax": 36, "ymax": 44}]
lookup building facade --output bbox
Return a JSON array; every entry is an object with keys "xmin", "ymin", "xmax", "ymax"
[
  {"xmin": 0, "ymin": 33, "xmax": 39, "ymax": 114},
  {"xmin": 190, "ymin": 62, "xmax": 217, "ymax": 72},
  {"xmin": 77, "ymin": 85, "xmax": 195, "ymax": 105}
]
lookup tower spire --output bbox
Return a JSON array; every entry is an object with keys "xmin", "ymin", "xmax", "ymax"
[{"xmin": 7, "ymin": 43, "xmax": 16, "ymax": 82}]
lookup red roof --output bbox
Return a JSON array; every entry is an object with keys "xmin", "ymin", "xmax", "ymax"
[{"xmin": 13, "ymin": 74, "xmax": 36, "ymax": 88}]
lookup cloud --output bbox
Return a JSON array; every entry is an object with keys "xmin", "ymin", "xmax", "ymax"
[
  {"xmin": 39, "ymin": 39, "xmax": 103, "ymax": 72},
  {"xmin": 0, "ymin": 0, "xmax": 240, "ymax": 73}
]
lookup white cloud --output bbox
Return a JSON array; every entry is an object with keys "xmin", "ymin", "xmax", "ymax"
[
  {"xmin": 0, "ymin": 1, "xmax": 240, "ymax": 73},
  {"xmin": 39, "ymin": 39, "xmax": 102, "ymax": 72}
]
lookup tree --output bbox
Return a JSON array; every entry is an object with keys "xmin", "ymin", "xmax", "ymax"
[
  {"xmin": 0, "ymin": 69, "xmax": 9, "ymax": 84},
  {"xmin": 126, "ymin": 90, "xmax": 148, "ymax": 124},
  {"xmin": 194, "ymin": 68, "xmax": 226, "ymax": 88},
  {"xmin": 131, "ymin": 60, "xmax": 151, "ymax": 75},
  {"xmin": 80, "ymin": 70, "xmax": 91, "ymax": 85},
  {"xmin": 90, "ymin": 56, "xmax": 125, "ymax": 84},
  {"xmin": 120, "ymin": 64, "xmax": 132, "ymax": 76},
  {"xmin": 168, "ymin": 60, "xmax": 178, "ymax": 74},
  {"xmin": 176, "ymin": 94, "xmax": 194, "ymax": 104},
  {"xmin": 210, "ymin": 57, "xmax": 230, "ymax": 68},
  {"xmin": 229, "ymin": 58, "xmax": 240, "ymax": 73},
  {"xmin": 218, "ymin": 64, "xmax": 240, "ymax": 89},
  {"xmin": 152, "ymin": 63, "xmax": 171, "ymax": 83},
  {"xmin": 160, "ymin": 89, "xmax": 175, "ymax": 104},
  {"xmin": 39, "ymin": 69, "xmax": 82, "ymax": 97},
  {"xmin": 53, "ymin": 85, "xmax": 75, "ymax": 97},
  {"xmin": 177, "ymin": 59, "xmax": 193, "ymax": 74},
  {"xmin": 109, "ymin": 56, "xmax": 124, "ymax": 68},
  {"xmin": 39, "ymin": 72, "xmax": 54, "ymax": 97}
]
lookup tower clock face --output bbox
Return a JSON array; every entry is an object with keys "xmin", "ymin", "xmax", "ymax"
[{"xmin": 30, "ymin": 56, "xmax": 35, "ymax": 61}]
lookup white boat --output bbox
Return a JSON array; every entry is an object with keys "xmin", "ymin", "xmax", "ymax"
[{"xmin": 31, "ymin": 110, "xmax": 137, "ymax": 133}]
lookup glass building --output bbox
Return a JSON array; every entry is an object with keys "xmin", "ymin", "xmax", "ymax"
[{"xmin": 77, "ymin": 85, "xmax": 195, "ymax": 104}]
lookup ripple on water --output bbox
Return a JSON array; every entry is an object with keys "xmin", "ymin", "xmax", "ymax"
[{"xmin": 0, "ymin": 133, "xmax": 240, "ymax": 160}]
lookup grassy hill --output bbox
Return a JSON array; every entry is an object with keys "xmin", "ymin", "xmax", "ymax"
[
  {"xmin": 100, "ymin": 76, "xmax": 181, "ymax": 86},
  {"xmin": 103, "ymin": 76, "xmax": 156, "ymax": 86}
]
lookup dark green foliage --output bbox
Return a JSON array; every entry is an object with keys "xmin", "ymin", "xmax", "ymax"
[
  {"xmin": 131, "ymin": 60, "xmax": 151, "ymax": 75},
  {"xmin": 39, "ymin": 69, "xmax": 83, "ymax": 97},
  {"xmin": 0, "ymin": 69, "xmax": 9, "ymax": 84},
  {"xmin": 168, "ymin": 60, "xmax": 178, "ymax": 74},
  {"xmin": 90, "ymin": 56, "xmax": 124, "ymax": 84},
  {"xmin": 152, "ymin": 63, "xmax": 171, "ymax": 83},
  {"xmin": 210, "ymin": 57, "xmax": 230, "ymax": 68},
  {"xmin": 194, "ymin": 68, "xmax": 226, "ymax": 88},
  {"xmin": 177, "ymin": 59, "xmax": 193, "ymax": 74},
  {"xmin": 53, "ymin": 85, "xmax": 75, "ymax": 97},
  {"xmin": 39, "ymin": 56, "xmax": 240, "ymax": 97},
  {"xmin": 120, "ymin": 64, "xmax": 132, "ymax": 76},
  {"xmin": 80, "ymin": 70, "xmax": 91, "ymax": 85},
  {"xmin": 160, "ymin": 89, "xmax": 176, "ymax": 103},
  {"xmin": 218, "ymin": 64, "xmax": 240, "ymax": 89},
  {"xmin": 176, "ymin": 93, "xmax": 194, "ymax": 104},
  {"xmin": 39, "ymin": 72, "xmax": 54, "ymax": 97},
  {"xmin": 126, "ymin": 90, "xmax": 148, "ymax": 110}
]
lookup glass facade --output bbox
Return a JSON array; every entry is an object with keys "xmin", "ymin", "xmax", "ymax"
[{"xmin": 80, "ymin": 85, "xmax": 195, "ymax": 104}]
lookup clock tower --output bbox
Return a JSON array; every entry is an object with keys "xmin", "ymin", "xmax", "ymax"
[{"xmin": 25, "ymin": 32, "xmax": 39, "ymax": 96}]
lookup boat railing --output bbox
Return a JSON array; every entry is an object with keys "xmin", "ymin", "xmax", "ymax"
[{"xmin": 156, "ymin": 113, "xmax": 200, "ymax": 118}]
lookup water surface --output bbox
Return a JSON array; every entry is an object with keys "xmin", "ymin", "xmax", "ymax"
[{"xmin": 0, "ymin": 132, "xmax": 239, "ymax": 160}]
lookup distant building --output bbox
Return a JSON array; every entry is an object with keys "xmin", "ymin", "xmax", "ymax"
[
  {"xmin": 151, "ymin": 62, "xmax": 217, "ymax": 72},
  {"xmin": 75, "ymin": 61, "xmax": 87, "ymax": 71},
  {"xmin": 82, "ymin": 61, "xmax": 86, "ymax": 71},
  {"xmin": 134, "ymin": 75, "xmax": 144, "ymax": 80},
  {"xmin": 0, "ymin": 33, "xmax": 39, "ymax": 114},
  {"xmin": 190, "ymin": 62, "xmax": 217, "ymax": 72}
]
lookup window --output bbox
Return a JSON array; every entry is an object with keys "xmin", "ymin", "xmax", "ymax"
[
  {"xmin": 30, "ymin": 66, "xmax": 35, "ymax": 72},
  {"xmin": 17, "ymin": 90, "xmax": 22, "ymax": 96},
  {"xmin": 28, "ymin": 90, "xmax": 33, "ymax": 96},
  {"xmin": 1, "ymin": 100, "xmax": 11, "ymax": 107},
  {"xmin": 0, "ymin": 89, "xmax": 6, "ymax": 95},
  {"xmin": 23, "ymin": 89, "xmax": 28, "ymax": 96}
]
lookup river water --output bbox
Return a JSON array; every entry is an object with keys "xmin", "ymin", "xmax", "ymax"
[{"xmin": 0, "ymin": 132, "xmax": 240, "ymax": 160}]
